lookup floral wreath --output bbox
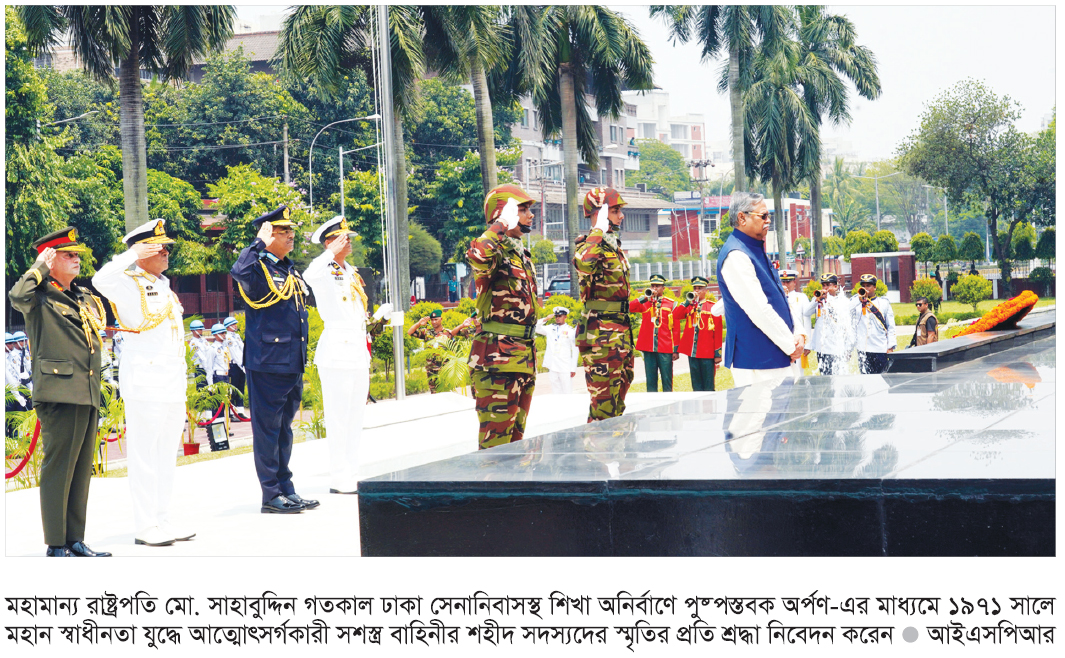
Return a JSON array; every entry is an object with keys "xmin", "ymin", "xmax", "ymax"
[{"xmin": 955, "ymin": 291, "xmax": 1039, "ymax": 337}]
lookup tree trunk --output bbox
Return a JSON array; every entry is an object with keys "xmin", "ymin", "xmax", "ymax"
[
  {"xmin": 119, "ymin": 13, "xmax": 149, "ymax": 233},
  {"xmin": 393, "ymin": 113, "xmax": 411, "ymax": 310},
  {"xmin": 773, "ymin": 176, "xmax": 787, "ymax": 265},
  {"xmin": 471, "ymin": 60, "xmax": 497, "ymax": 194},
  {"xmin": 560, "ymin": 65, "xmax": 581, "ymax": 288},
  {"xmin": 810, "ymin": 172, "xmax": 823, "ymax": 279},
  {"xmin": 729, "ymin": 45, "xmax": 745, "ymax": 193}
]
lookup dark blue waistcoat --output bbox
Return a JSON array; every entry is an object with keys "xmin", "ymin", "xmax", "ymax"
[{"xmin": 716, "ymin": 230, "xmax": 794, "ymax": 370}]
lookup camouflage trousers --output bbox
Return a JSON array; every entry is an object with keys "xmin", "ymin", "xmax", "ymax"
[
  {"xmin": 425, "ymin": 358, "xmax": 443, "ymax": 394},
  {"xmin": 471, "ymin": 370, "xmax": 535, "ymax": 450},
  {"xmin": 581, "ymin": 343, "xmax": 635, "ymax": 423}
]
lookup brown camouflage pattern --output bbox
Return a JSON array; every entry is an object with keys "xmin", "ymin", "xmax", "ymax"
[
  {"xmin": 466, "ymin": 223, "xmax": 539, "ymax": 374},
  {"xmin": 472, "ymin": 370, "xmax": 535, "ymax": 449},
  {"xmin": 574, "ymin": 227, "xmax": 635, "ymax": 422},
  {"xmin": 582, "ymin": 187, "xmax": 628, "ymax": 217}
]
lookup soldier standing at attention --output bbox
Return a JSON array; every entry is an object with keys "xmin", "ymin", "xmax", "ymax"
[
  {"xmin": 230, "ymin": 206, "xmax": 316, "ymax": 514},
  {"xmin": 93, "ymin": 218, "xmax": 194, "ymax": 548},
  {"xmin": 630, "ymin": 273, "xmax": 680, "ymax": 392},
  {"xmin": 573, "ymin": 187, "xmax": 635, "ymax": 422},
  {"xmin": 408, "ymin": 309, "xmax": 449, "ymax": 394},
  {"xmin": 303, "ymin": 216, "xmax": 392, "ymax": 494},
  {"xmin": 188, "ymin": 319, "xmax": 209, "ymax": 387},
  {"xmin": 223, "ymin": 317, "xmax": 245, "ymax": 413},
  {"xmin": 205, "ymin": 323, "xmax": 231, "ymax": 386},
  {"xmin": 9, "ymin": 227, "xmax": 111, "ymax": 556},
  {"xmin": 467, "ymin": 184, "xmax": 539, "ymax": 450},
  {"xmin": 673, "ymin": 276, "xmax": 724, "ymax": 391}
]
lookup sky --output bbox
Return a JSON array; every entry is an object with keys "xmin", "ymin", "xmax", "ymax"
[{"xmin": 237, "ymin": 4, "xmax": 1056, "ymax": 162}]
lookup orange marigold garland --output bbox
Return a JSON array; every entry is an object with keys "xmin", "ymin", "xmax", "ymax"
[{"xmin": 956, "ymin": 291, "xmax": 1039, "ymax": 337}]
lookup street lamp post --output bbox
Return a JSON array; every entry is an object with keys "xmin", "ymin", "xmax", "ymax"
[
  {"xmin": 854, "ymin": 171, "xmax": 900, "ymax": 232},
  {"xmin": 689, "ymin": 159, "xmax": 714, "ymax": 277},
  {"xmin": 308, "ymin": 113, "xmax": 381, "ymax": 211},
  {"xmin": 37, "ymin": 110, "xmax": 99, "ymax": 138},
  {"xmin": 339, "ymin": 141, "xmax": 382, "ymax": 216}
]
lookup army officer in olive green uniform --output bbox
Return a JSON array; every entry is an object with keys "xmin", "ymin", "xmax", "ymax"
[{"xmin": 9, "ymin": 228, "xmax": 111, "ymax": 557}]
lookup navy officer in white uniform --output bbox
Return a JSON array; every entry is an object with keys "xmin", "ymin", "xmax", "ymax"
[
  {"xmin": 92, "ymin": 218, "xmax": 193, "ymax": 547},
  {"xmin": 535, "ymin": 306, "xmax": 579, "ymax": 394},
  {"xmin": 303, "ymin": 216, "xmax": 391, "ymax": 494}
]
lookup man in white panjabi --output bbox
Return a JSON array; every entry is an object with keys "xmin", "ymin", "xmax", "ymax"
[
  {"xmin": 535, "ymin": 306, "xmax": 579, "ymax": 394},
  {"xmin": 779, "ymin": 269, "xmax": 814, "ymax": 378},
  {"xmin": 303, "ymin": 216, "xmax": 391, "ymax": 494},
  {"xmin": 92, "ymin": 219, "xmax": 193, "ymax": 547},
  {"xmin": 715, "ymin": 192, "xmax": 805, "ymax": 389}
]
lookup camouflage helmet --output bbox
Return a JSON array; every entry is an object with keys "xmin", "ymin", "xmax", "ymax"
[
  {"xmin": 583, "ymin": 187, "xmax": 628, "ymax": 217},
  {"xmin": 483, "ymin": 184, "xmax": 535, "ymax": 225}
]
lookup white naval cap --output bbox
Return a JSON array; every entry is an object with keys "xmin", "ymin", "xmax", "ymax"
[{"xmin": 311, "ymin": 216, "xmax": 358, "ymax": 245}]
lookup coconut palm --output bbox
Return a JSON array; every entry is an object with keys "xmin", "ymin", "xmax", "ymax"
[
  {"xmin": 18, "ymin": 6, "xmax": 235, "ymax": 233},
  {"xmin": 744, "ymin": 36, "xmax": 820, "ymax": 261},
  {"xmin": 649, "ymin": 5, "xmax": 789, "ymax": 192},
  {"xmin": 793, "ymin": 6, "xmax": 881, "ymax": 277},
  {"xmin": 519, "ymin": 6, "xmax": 654, "ymax": 285}
]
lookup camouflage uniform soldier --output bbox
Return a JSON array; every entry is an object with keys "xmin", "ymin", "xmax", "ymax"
[
  {"xmin": 574, "ymin": 188, "xmax": 635, "ymax": 422},
  {"xmin": 408, "ymin": 309, "xmax": 448, "ymax": 393},
  {"xmin": 467, "ymin": 184, "xmax": 539, "ymax": 449}
]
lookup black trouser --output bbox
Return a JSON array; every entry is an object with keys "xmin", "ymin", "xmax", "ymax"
[
  {"xmin": 246, "ymin": 370, "xmax": 303, "ymax": 504},
  {"xmin": 688, "ymin": 355, "xmax": 716, "ymax": 391},
  {"xmin": 228, "ymin": 364, "xmax": 246, "ymax": 406},
  {"xmin": 642, "ymin": 351, "xmax": 674, "ymax": 392},
  {"xmin": 858, "ymin": 351, "xmax": 889, "ymax": 375},
  {"xmin": 818, "ymin": 353, "xmax": 842, "ymax": 376},
  {"xmin": 35, "ymin": 402, "xmax": 99, "ymax": 547}
]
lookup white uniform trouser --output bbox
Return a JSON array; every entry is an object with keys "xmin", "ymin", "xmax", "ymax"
[
  {"xmin": 548, "ymin": 370, "xmax": 573, "ymax": 394},
  {"xmin": 124, "ymin": 399, "xmax": 185, "ymax": 533},
  {"xmin": 318, "ymin": 366, "xmax": 370, "ymax": 492},
  {"xmin": 730, "ymin": 366, "xmax": 792, "ymax": 389}
]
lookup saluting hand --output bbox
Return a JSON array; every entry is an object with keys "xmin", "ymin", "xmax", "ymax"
[
  {"xmin": 36, "ymin": 247, "xmax": 57, "ymax": 270},
  {"xmin": 131, "ymin": 243, "xmax": 164, "ymax": 259},
  {"xmin": 256, "ymin": 220, "xmax": 275, "ymax": 248},
  {"xmin": 593, "ymin": 203, "xmax": 610, "ymax": 233},
  {"xmin": 499, "ymin": 198, "xmax": 521, "ymax": 231},
  {"xmin": 327, "ymin": 232, "xmax": 349, "ymax": 256}
]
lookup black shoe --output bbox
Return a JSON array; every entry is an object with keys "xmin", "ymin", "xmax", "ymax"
[
  {"xmin": 65, "ymin": 541, "xmax": 112, "ymax": 557},
  {"xmin": 286, "ymin": 493, "xmax": 319, "ymax": 509},
  {"xmin": 261, "ymin": 495, "xmax": 303, "ymax": 514},
  {"xmin": 46, "ymin": 546, "xmax": 72, "ymax": 557},
  {"xmin": 329, "ymin": 488, "xmax": 358, "ymax": 494}
]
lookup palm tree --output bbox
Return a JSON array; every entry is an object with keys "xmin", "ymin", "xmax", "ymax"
[
  {"xmin": 793, "ymin": 6, "xmax": 880, "ymax": 277},
  {"xmin": 279, "ymin": 5, "xmax": 425, "ymax": 310},
  {"xmin": 520, "ymin": 7, "xmax": 654, "ymax": 285},
  {"xmin": 744, "ymin": 36, "xmax": 820, "ymax": 261},
  {"xmin": 649, "ymin": 5, "xmax": 789, "ymax": 192},
  {"xmin": 18, "ymin": 6, "xmax": 235, "ymax": 233}
]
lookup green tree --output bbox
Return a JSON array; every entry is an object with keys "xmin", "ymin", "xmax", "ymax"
[
  {"xmin": 823, "ymin": 235, "xmax": 845, "ymax": 257},
  {"xmin": 520, "ymin": 6, "xmax": 654, "ymax": 286},
  {"xmin": 426, "ymin": 150, "xmax": 516, "ymax": 264},
  {"xmin": 408, "ymin": 222, "xmax": 442, "ymax": 278},
  {"xmin": 871, "ymin": 229, "xmax": 898, "ymax": 253},
  {"xmin": 792, "ymin": 6, "xmax": 881, "ymax": 278},
  {"xmin": 934, "ymin": 234, "xmax": 957, "ymax": 268},
  {"xmin": 5, "ymin": 8, "xmax": 53, "ymax": 145},
  {"xmin": 950, "ymin": 274, "xmax": 992, "ymax": 313},
  {"xmin": 5, "ymin": 136, "xmax": 77, "ymax": 280},
  {"xmin": 909, "ymin": 232, "xmax": 936, "ymax": 276},
  {"xmin": 531, "ymin": 237, "xmax": 558, "ymax": 267},
  {"xmin": 1035, "ymin": 227, "xmax": 1055, "ymax": 264},
  {"xmin": 40, "ymin": 67, "xmax": 118, "ymax": 151},
  {"xmin": 61, "ymin": 152, "xmax": 125, "ymax": 272},
  {"xmin": 909, "ymin": 276, "xmax": 942, "ymax": 306},
  {"xmin": 626, "ymin": 139, "xmax": 692, "ymax": 201},
  {"xmin": 650, "ymin": 5, "xmax": 789, "ymax": 192},
  {"xmin": 337, "ymin": 168, "xmax": 385, "ymax": 272},
  {"xmin": 897, "ymin": 79, "xmax": 1032, "ymax": 289},
  {"xmin": 19, "ymin": 5, "xmax": 235, "ymax": 232},
  {"xmin": 843, "ymin": 230, "xmax": 872, "ymax": 260},
  {"xmin": 1012, "ymin": 222, "xmax": 1037, "ymax": 264},
  {"xmin": 957, "ymin": 231, "xmax": 985, "ymax": 271}
]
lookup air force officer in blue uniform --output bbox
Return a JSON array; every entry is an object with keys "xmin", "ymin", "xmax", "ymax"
[{"xmin": 230, "ymin": 206, "xmax": 318, "ymax": 514}]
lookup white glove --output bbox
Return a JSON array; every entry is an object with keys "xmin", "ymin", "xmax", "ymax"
[
  {"xmin": 499, "ymin": 198, "xmax": 520, "ymax": 230},
  {"xmin": 372, "ymin": 303, "xmax": 393, "ymax": 321},
  {"xmin": 593, "ymin": 203, "xmax": 610, "ymax": 232}
]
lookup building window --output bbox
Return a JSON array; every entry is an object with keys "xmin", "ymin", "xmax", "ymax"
[
  {"xmin": 671, "ymin": 124, "xmax": 689, "ymax": 140},
  {"xmin": 521, "ymin": 109, "xmax": 530, "ymax": 127},
  {"xmin": 623, "ymin": 212, "xmax": 651, "ymax": 233},
  {"xmin": 532, "ymin": 110, "xmax": 538, "ymax": 128},
  {"xmin": 579, "ymin": 213, "xmax": 591, "ymax": 232},
  {"xmin": 673, "ymin": 143, "xmax": 690, "ymax": 158},
  {"xmin": 640, "ymin": 123, "xmax": 656, "ymax": 139},
  {"xmin": 609, "ymin": 125, "xmax": 619, "ymax": 143}
]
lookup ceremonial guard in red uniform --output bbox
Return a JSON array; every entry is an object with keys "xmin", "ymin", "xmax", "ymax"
[
  {"xmin": 629, "ymin": 273, "xmax": 680, "ymax": 392},
  {"xmin": 673, "ymin": 276, "xmax": 724, "ymax": 391}
]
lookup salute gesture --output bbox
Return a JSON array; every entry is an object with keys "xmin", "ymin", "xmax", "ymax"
[{"xmin": 593, "ymin": 203, "xmax": 611, "ymax": 233}]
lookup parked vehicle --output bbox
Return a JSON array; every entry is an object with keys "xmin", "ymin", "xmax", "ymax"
[{"xmin": 543, "ymin": 276, "xmax": 571, "ymax": 300}]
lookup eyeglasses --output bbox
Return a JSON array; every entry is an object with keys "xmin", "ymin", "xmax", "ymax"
[
  {"xmin": 915, "ymin": 303, "xmax": 925, "ymax": 308},
  {"xmin": 744, "ymin": 211, "xmax": 770, "ymax": 221},
  {"xmin": 273, "ymin": 228, "xmax": 295, "ymax": 235}
]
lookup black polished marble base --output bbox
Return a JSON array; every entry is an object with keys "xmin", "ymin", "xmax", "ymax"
[
  {"xmin": 360, "ymin": 337, "xmax": 1056, "ymax": 557},
  {"xmin": 887, "ymin": 307, "xmax": 1054, "ymax": 372}
]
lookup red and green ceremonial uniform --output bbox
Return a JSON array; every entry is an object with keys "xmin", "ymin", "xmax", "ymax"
[
  {"xmin": 629, "ymin": 295, "xmax": 679, "ymax": 392},
  {"xmin": 467, "ymin": 186, "xmax": 539, "ymax": 450},
  {"xmin": 673, "ymin": 298, "xmax": 724, "ymax": 391}
]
